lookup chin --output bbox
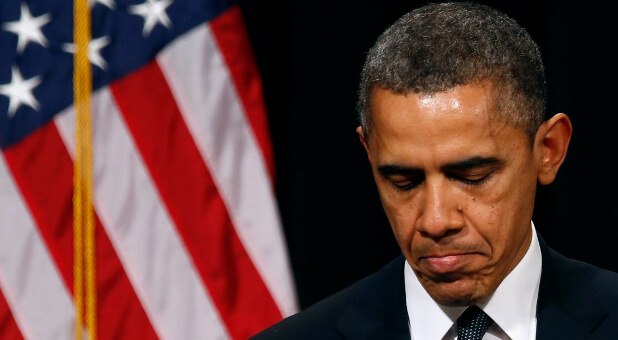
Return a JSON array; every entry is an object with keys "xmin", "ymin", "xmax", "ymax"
[
  {"xmin": 431, "ymin": 292, "xmax": 483, "ymax": 307},
  {"xmin": 425, "ymin": 280, "xmax": 489, "ymax": 307}
]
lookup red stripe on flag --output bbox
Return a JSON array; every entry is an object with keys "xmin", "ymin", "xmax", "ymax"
[
  {"xmin": 209, "ymin": 5, "xmax": 276, "ymax": 180},
  {"xmin": 2, "ymin": 123, "xmax": 158, "ymax": 340},
  {"xmin": 110, "ymin": 60, "xmax": 283, "ymax": 340},
  {"xmin": 0, "ymin": 288, "xmax": 24, "ymax": 340}
]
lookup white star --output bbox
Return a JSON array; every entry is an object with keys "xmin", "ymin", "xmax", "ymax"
[
  {"xmin": 62, "ymin": 36, "xmax": 110, "ymax": 70},
  {"xmin": 129, "ymin": 0, "xmax": 173, "ymax": 37},
  {"xmin": 2, "ymin": 3, "xmax": 52, "ymax": 53},
  {"xmin": 0, "ymin": 66, "xmax": 42, "ymax": 117},
  {"xmin": 88, "ymin": 0, "xmax": 116, "ymax": 9}
]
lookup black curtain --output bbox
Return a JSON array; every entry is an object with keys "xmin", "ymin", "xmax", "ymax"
[{"xmin": 239, "ymin": 0, "xmax": 618, "ymax": 309}]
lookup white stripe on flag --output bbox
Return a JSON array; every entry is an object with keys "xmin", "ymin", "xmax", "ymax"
[
  {"xmin": 0, "ymin": 154, "xmax": 74, "ymax": 340},
  {"xmin": 54, "ymin": 88, "xmax": 230, "ymax": 340},
  {"xmin": 157, "ymin": 24, "xmax": 298, "ymax": 317}
]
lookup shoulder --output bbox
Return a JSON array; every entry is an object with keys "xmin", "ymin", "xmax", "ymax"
[
  {"xmin": 538, "ymin": 238, "xmax": 618, "ymax": 337},
  {"xmin": 251, "ymin": 255, "xmax": 407, "ymax": 340},
  {"xmin": 541, "ymin": 241, "xmax": 618, "ymax": 304}
]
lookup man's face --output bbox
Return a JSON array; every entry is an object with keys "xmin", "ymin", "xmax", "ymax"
[{"xmin": 361, "ymin": 84, "xmax": 541, "ymax": 306}]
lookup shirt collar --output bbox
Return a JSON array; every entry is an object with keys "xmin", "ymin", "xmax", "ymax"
[
  {"xmin": 480, "ymin": 223, "xmax": 542, "ymax": 340},
  {"xmin": 405, "ymin": 222, "xmax": 542, "ymax": 340}
]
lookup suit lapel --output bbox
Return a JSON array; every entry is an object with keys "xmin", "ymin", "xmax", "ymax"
[
  {"xmin": 334, "ymin": 255, "xmax": 410, "ymax": 340},
  {"xmin": 536, "ymin": 235, "xmax": 609, "ymax": 339},
  {"xmin": 335, "ymin": 300, "xmax": 409, "ymax": 340}
]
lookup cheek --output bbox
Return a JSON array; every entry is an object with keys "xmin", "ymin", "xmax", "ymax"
[
  {"xmin": 466, "ymin": 177, "xmax": 534, "ymax": 252},
  {"xmin": 486, "ymin": 169, "xmax": 536, "ymax": 221},
  {"xmin": 379, "ymin": 192, "xmax": 418, "ymax": 248}
]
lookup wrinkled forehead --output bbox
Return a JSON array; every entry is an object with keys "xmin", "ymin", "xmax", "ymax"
[
  {"xmin": 367, "ymin": 81, "xmax": 525, "ymax": 140},
  {"xmin": 367, "ymin": 85, "xmax": 533, "ymax": 169},
  {"xmin": 371, "ymin": 85, "xmax": 502, "ymax": 128}
]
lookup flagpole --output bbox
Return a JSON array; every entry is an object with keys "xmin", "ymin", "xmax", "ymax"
[{"xmin": 73, "ymin": 0, "xmax": 96, "ymax": 338}]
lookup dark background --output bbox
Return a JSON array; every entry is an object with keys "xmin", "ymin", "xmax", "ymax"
[{"xmin": 238, "ymin": 0, "xmax": 618, "ymax": 309}]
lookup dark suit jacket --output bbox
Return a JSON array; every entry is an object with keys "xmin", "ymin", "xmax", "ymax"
[{"xmin": 252, "ymin": 236, "xmax": 618, "ymax": 339}]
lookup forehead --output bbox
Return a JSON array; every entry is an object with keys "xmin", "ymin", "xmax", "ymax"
[{"xmin": 368, "ymin": 85, "xmax": 529, "ymax": 164}]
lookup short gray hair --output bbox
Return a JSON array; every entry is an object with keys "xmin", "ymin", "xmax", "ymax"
[{"xmin": 358, "ymin": 2, "xmax": 546, "ymax": 142}]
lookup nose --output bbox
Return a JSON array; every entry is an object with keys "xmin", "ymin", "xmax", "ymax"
[{"xmin": 415, "ymin": 180, "xmax": 465, "ymax": 238}]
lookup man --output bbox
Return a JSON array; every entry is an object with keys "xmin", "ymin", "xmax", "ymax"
[{"xmin": 253, "ymin": 2, "xmax": 618, "ymax": 339}]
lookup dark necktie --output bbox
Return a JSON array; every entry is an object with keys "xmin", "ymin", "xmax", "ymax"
[{"xmin": 456, "ymin": 306, "xmax": 494, "ymax": 340}]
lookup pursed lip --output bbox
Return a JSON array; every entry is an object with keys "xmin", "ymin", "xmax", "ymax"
[{"xmin": 420, "ymin": 253, "xmax": 479, "ymax": 274}]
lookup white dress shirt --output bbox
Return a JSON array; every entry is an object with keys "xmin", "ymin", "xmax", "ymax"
[{"xmin": 405, "ymin": 223, "xmax": 542, "ymax": 340}]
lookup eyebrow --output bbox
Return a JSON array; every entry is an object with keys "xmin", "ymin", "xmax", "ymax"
[
  {"xmin": 377, "ymin": 165, "xmax": 422, "ymax": 176},
  {"xmin": 442, "ymin": 156, "xmax": 503, "ymax": 171},
  {"xmin": 377, "ymin": 156, "xmax": 502, "ymax": 176}
]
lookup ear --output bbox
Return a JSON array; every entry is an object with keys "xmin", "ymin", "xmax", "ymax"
[
  {"xmin": 356, "ymin": 126, "xmax": 370, "ymax": 153},
  {"xmin": 535, "ymin": 113, "xmax": 572, "ymax": 185}
]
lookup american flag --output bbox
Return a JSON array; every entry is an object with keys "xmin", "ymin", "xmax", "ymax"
[{"xmin": 0, "ymin": 0, "xmax": 297, "ymax": 339}]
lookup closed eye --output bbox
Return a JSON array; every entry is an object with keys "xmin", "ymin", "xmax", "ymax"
[
  {"xmin": 391, "ymin": 176, "xmax": 424, "ymax": 191},
  {"xmin": 450, "ymin": 171, "xmax": 493, "ymax": 186},
  {"xmin": 378, "ymin": 165, "xmax": 425, "ymax": 191}
]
